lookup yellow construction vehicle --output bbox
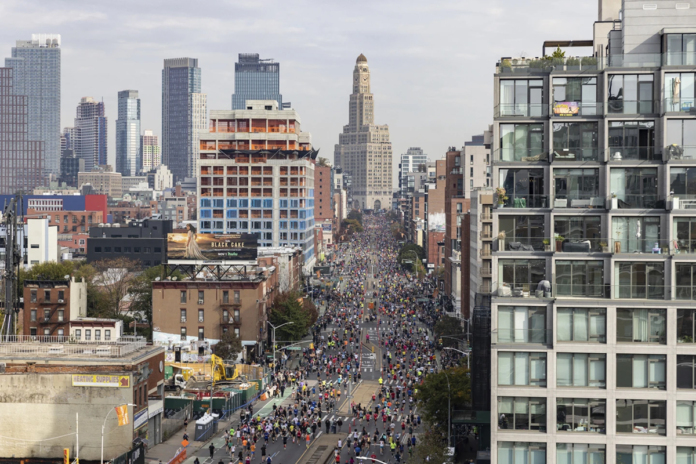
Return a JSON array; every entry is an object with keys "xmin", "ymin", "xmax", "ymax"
[{"xmin": 211, "ymin": 354, "xmax": 238, "ymax": 385}]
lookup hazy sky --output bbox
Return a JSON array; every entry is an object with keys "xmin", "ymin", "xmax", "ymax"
[{"xmin": 0, "ymin": 0, "xmax": 597, "ymax": 181}]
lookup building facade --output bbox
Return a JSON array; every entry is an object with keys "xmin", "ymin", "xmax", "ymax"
[
  {"xmin": 22, "ymin": 277, "xmax": 87, "ymax": 338},
  {"xmin": 74, "ymin": 97, "xmax": 107, "ymax": 173},
  {"xmin": 4, "ymin": 34, "xmax": 60, "ymax": 176},
  {"xmin": 489, "ymin": 1, "xmax": 696, "ymax": 463},
  {"xmin": 399, "ymin": 147, "xmax": 428, "ymax": 195},
  {"xmin": 87, "ymin": 219, "xmax": 173, "ymax": 267},
  {"xmin": 78, "ymin": 166, "xmax": 122, "ymax": 197},
  {"xmin": 0, "ymin": 67, "xmax": 44, "ymax": 194},
  {"xmin": 231, "ymin": 53, "xmax": 283, "ymax": 110},
  {"xmin": 162, "ymin": 58, "xmax": 207, "ymax": 182},
  {"xmin": 116, "ymin": 90, "xmax": 141, "ymax": 176},
  {"xmin": 141, "ymin": 129, "xmax": 161, "ymax": 172},
  {"xmin": 334, "ymin": 54, "xmax": 392, "ymax": 211}
]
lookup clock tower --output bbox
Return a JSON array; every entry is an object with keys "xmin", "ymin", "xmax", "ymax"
[{"xmin": 349, "ymin": 53, "xmax": 374, "ymax": 130}]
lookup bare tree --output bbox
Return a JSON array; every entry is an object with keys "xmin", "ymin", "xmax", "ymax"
[{"xmin": 91, "ymin": 257, "xmax": 140, "ymax": 319}]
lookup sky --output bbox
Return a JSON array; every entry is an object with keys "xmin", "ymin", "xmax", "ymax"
[{"xmin": 0, "ymin": 0, "xmax": 597, "ymax": 184}]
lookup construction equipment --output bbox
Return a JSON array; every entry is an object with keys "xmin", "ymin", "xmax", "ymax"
[{"xmin": 211, "ymin": 354, "xmax": 238, "ymax": 386}]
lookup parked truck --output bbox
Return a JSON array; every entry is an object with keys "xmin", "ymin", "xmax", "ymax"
[{"xmin": 164, "ymin": 364, "xmax": 194, "ymax": 393}]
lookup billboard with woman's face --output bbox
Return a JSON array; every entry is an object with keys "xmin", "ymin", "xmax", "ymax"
[{"xmin": 167, "ymin": 232, "xmax": 259, "ymax": 262}]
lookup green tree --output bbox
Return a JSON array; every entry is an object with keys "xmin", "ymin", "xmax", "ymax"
[
  {"xmin": 434, "ymin": 315, "xmax": 465, "ymax": 347},
  {"xmin": 341, "ymin": 218, "xmax": 363, "ymax": 234},
  {"xmin": 128, "ymin": 265, "xmax": 184, "ymax": 340},
  {"xmin": 19, "ymin": 261, "xmax": 76, "ymax": 287},
  {"xmin": 411, "ymin": 430, "xmax": 448, "ymax": 464},
  {"xmin": 269, "ymin": 291, "xmax": 312, "ymax": 341},
  {"xmin": 347, "ymin": 210, "xmax": 363, "ymax": 225},
  {"xmin": 414, "ymin": 366, "xmax": 471, "ymax": 436},
  {"xmin": 213, "ymin": 331, "xmax": 243, "ymax": 361},
  {"xmin": 397, "ymin": 243, "xmax": 425, "ymax": 271},
  {"xmin": 551, "ymin": 46, "xmax": 566, "ymax": 58}
]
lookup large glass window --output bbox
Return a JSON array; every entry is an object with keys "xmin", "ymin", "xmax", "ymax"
[
  {"xmin": 499, "ymin": 124, "xmax": 544, "ymax": 162},
  {"xmin": 667, "ymin": 120, "xmax": 696, "ymax": 160},
  {"xmin": 678, "ymin": 309, "xmax": 696, "ymax": 343},
  {"xmin": 608, "ymin": 121, "xmax": 656, "ymax": 160},
  {"xmin": 616, "ymin": 446, "xmax": 665, "ymax": 464},
  {"xmin": 556, "ymin": 398, "xmax": 606, "ymax": 433},
  {"xmin": 498, "ymin": 215, "xmax": 545, "ymax": 250},
  {"xmin": 499, "ymin": 168, "xmax": 546, "ymax": 208},
  {"xmin": 616, "ymin": 354, "xmax": 666, "ymax": 389},
  {"xmin": 612, "ymin": 216, "xmax": 660, "ymax": 254},
  {"xmin": 553, "ymin": 169, "xmax": 600, "ymax": 208},
  {"xmin": 557, "ymin": 353, "xmax": 606, "ymax": 387},
  {"xmin": 497, "ymin": 306, "xmax": 547, "ymax": 343},
  {"xmin": 676, "ymin": 264, "xmax": 696, "ymax": 300},
  {"xmin": 671, "ymin": 167, "xmax": 696, "ymax": 200},
  {"xmin": 552, "ymin": 77, "xmax": 598, "ymax": 116},
  {"xmin": 666, "ymin": 33, "xmax": 696, "ymax": 65},
  {"xmin": 610, "ymin": 168, "xmax": 658, "ymax": 209},
  {"xmin": 499, "ymin": 79, "xmax": 544, "ymax": 117},
  {"xmin": 497, "ymin": 352, "xmax": 547, "ymax": 387},
  {"xmin": 678, "ymin": 355, "xmax": 696, "ymax": 389},
  {"xmin": 557, "ymin": 308, "xmax": 606, "ymax": 342},
  {"xmin": 557, "ymin": 444, "xmax": 605, "ymax": 464},
  {"xmin": 608, "ymin": 74, "xmax": 654, "ymax": 114},
  {"xmin": 616, "ymin": 399, "xmax": 666, "ymax": 434},
  {"xmin": 614, "ymin": 262, "xmax": 665, "ymax": 299},
  {"xmin": 497, "ymin": 442, "xmax": 546, "ymax": 464},
  {"xmin": 677, "ymin": 447, "xmax": 696, "ymax": 464},
  {"xmin": 616, "ymin": 309, "xmax": 666, "ymax": 344},
  {"xmin": 556, "ymin": 261, "xmax": 604, "ymax": 297},
  {"xmin": 497, "ymin": 397, "xmax": 546, "ymax": 431},
  {"xmin": 665, "ymin": 72, "xmax": 696, "ymax": 112},
  {"xmin": 554, "ymin": 216, "xmax": 602, "ymax": 252},
  {"xmin": 553, "ymin": 122, "xmax": 598, "ymax": 161},
  {"xmin": 498, "ymin": 259, "xmax": 546, "ymax": 295},
  {"xmin": 677, "ymin": 402, "xmax": 696, "ymax": 435}
]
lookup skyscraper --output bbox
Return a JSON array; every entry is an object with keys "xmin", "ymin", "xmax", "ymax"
[
  {"xmin": 0, "ymin": 67, "xmax": 44, "ymax": 194},
  {"xmin": 141, "ymin": 130, "xmax": 161, "ymax": 173},
  {"xmin": 74, "ymin": 97, "xmax": 107, "ymax": 173},
  {"xmin": 162, "ymin": 57, "xmax": 207, "ymax": 183},
  {"xmin": 4, "ymin": 34, "xmax": 61, "ymax": 176},
  {"xmin": 115, "ymin": 90, "xmax": 141, "ymax": 176},
  {"xmin": 231, "ymin": 53, "xmax": 282, "ymax": 110},
  {"xmin": 334, "ymin": 54, "xmax": 392, "ymax": 211}
]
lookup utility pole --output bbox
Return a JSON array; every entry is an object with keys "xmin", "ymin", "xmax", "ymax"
[{"xmin": 1, "ymin": 194, "xmax": 22, "ymax": 340}]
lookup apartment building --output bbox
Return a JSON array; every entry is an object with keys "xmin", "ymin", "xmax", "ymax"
[
  {"xmin": 490, "ymin": 1, "xmax": 696, "ymax": 463},
  {"xmin": 78, "ymin": 165, "xmax": 122, "ymax": 198}
]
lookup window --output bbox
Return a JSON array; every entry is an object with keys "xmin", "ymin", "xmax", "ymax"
[
  {"xmin": 198, "ymin": 309, "xmax": 204, "ymax": 323},
  {"xmin": 498, "ymin": 259, "xmax": 546, "ymax": 294},
  {"xmin": 198, "ymin": 291, "xmax": 204, "ymax": 304},
  {"xmin": 677, "ymin": 355, "xmax": 696, "ymax": 389},
  {"xmin": 552, "ymin": 122, "xmax": 599, "ymax": 161},
  {"xmin": 497, "ymin": 442, "xmax": 546, "ymax": 464},
  {"xmin": 30, "ymin": 310, "xmax": 36, "ymax": 322},
  {"xmin": 616, "ymin": 446, "xmax": 664, "ymax": 464},
  {"xmin": 497, "ymin": 352, "xmax": 546, "ymax": 387},
  {"xmin": 553, "ymin": 169, "xmax": 600, "ymax": 207},
  {"xmin": 498, "ymin": 215, "xmax": 545, "ymax": 250},
  {"xmin": 499, "ymin": 124, "xmax": 544, "ymax": 162},
  {"xmin": 665, "ymin": 72, "xmax": 696, "ymax": 114},
  {"xmin": 58, "ymin": 290, "xmax": 64, "ymax": 301},
  {"xmin": 554, "ymin": 216, "xmax": 601, "ymax": 251},
  {"xmin": 30, "ymin": 290, "xmax": 37, "ymax": 303},
  {"xmin": 557, "ymin": 308, "xmax": 606, "ymax": 342},
  {"xmin": 612, "ymin": 216, "xmax": 660, "ymax": 254},
  {"xmin": 43, "ymin": 309, "xmax": 50, "ymax": 321},
  {"xmin": 556, "ymin": 353, "xmax": 606, "ymax": 387},
  {"xmin": 85, "ymin": 329, "xmax": 91, "ymax": 341},
  {"xmin": 95, "ymin": 329, "xmax": 101, "ymax": 341},
  {"xmin": 222, "ymin": 291, "xmax": 229, "ymax": 304},
  {"xmin": 234, "ymin": 309, "xmax": 240, "ymax": 322},
  {"xmin": 552, "ymin": 77, "xmax": 598, "ymax": 116},
  {"xmin": 617, "ymin": 309, "xmax": 665, "ymax": 343},
  {"xmin": 616, "ymin": 399, "xmax": 666, "ymax": 434},
  {"xmin": 677, "ymin": 264, "xmax": 696, "ymax": 300},
  {"xmin": 497, "ymin": 397, "xmax": 546, "ymax": 431},
  {"xmin": 75, "ymin": 329, "xmax": 81, "ymax": 340},
  {"xmin": 556, "ymin": 261, "xmax": 604, "ymax": 297},
  {"xmin": 498, "ymin": 79, "xmax": 544, "ymax": 116},
  {"xmin": 234, "ymin": 291, "xmax": 240, "ymax": 304},
  {"xmin": 198, "ymin": 327, "xmax": 204, "ymax": 341},
  {"xmin": 223, "ymin": 310, "xmax": 229, "ymax": 323},
  {"xmin": 57, "ymin": 310, "xmax": 64, "ymax": 322},
  {"xmin": 678, "ymin": 447, "xmax": 696, "ymax": 464},
  {"xmin": 616, "ymin": 354, "xmax": 666, "ymax": 389},
  {"xmin": 667, "ymin": 119, "xmax": 696, "ymax": 160},
  {"xmin": 678, "ymin": 309, "xmax": 696, "ymax": 343},
  {"xmin": 180, "ymin": 309, "xmax": 186, "ymax": 323},
  {"xmin": 105, "ymin": 329, "xmax": 111, "ymax": 341},
  {"xmin": 497, "ymin": 306, "xmax": 546, "ymax": 343},
  {"xmin": 678, "ymin": 402, "xmax": 696, "ymax": 435},
  {"xmin": 674, "ymin": 218, "xmax": 696, "ymax": 253},
  {"xmin": 180, "ymin": 327, "xmax": 186, "ymax": 341},
  {"xmin": 44, "ymin": 290, "xmax": 51, "ymax": 301},
  {"xmin": 498, "ymin": 168, "xmax": 546, "ymax": 208},
  {"xmin": 608, "ymin": 74, "xmax": 654, "ymax": 114},
  {"xmin": 666, "ymin": 33, "xmax": 696, "ymax": 65},
  {"xmin": 57, "ymin": 328, "xmax": 64, "ymax": 337},
  {"xmin": 614, "ymin": 262, "xmax": 665, "ymax": 299},
  {"xmin": 234, "ymin": 327, "xmax": 240, "ymax": 337},
  {"xmin": 180, "ymin": 291, "xmax": 186, "ymax": 303},
  {"xmin": 608, "ymin": 121, "xmax": 656, "ymax": 160},
  {"xmin": 671, "ymin": 167, "xmax": 696, "ymax": 201},
  {"xmin": 557, "ymin": 444, "xmax": 605, "ymax": 464},
  {"xmin": 556, "ymin": 398, "xmax": 605, "ymax": 433}
]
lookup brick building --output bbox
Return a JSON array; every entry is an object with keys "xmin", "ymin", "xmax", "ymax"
[{"xmin": 22, "ymin": 277, "xmax": 87, "ymax": 338}]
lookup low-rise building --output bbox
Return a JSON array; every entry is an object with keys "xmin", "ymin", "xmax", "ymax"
[
  {"xmin": 78, "ymin": 165, "xmax": 123, "ymax": 198},
  {"xmin": 87, "ymin": 219, "xmax": 173, "ymax": 267}
]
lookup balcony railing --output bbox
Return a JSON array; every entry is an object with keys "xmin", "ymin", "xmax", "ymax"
[
  {"xmin": 480, "ymin": 212, "xmax": 492, "ymax": 221},
  {"xmin": 663, "ymin": 97, "xmax": 695, "ymax": 113},
  {"xmin": 480, "ymin": 268, "xmax": 492, "ymax": 278},
  {"xmin": 610, "ymin": 238, "xmax": 673, "ymax": 255},
  {"xmin": 550, "ymin": 102, "xmax": 603, "ymax": 118},
  {"xmin": 497, "ymin": 194, "xmax": 549, "ymax": 209},
  {"xmin": 494, "ymin": 103, "xmax": 549, "ymax": 118},
  {"xmin": 492, "ymin": 328, "xmax": 552, "ymax": 345},
  {"xmin": 552, "ymin": 148, "xmax": 599, "ymax": 162},
  {"xmin": 666, "ymin": 145, "xmax": 696, "ymax": 160},
  {"xmin": 606, "ymin": 146, "xmax": 660, "ymax": 161},
  {"xmin": 552, "ymin": 195, "xmax": 605, "ymax": 209},
  {"xmin": 494, "ymin": 148, "xmax": 548, "ymax": 163},
  {"xmin": 664, "ymin": 52, "xmax": 696, "ymax": 66},
  {"xmin": 480, "ymin": 230, "xmax": 493, "ymax": 239},
  {"xmin": 607, "ymin": 99, "xmax": 656, "ymax": 115},
  {"xmin": 493, "ymin": 282, "xmax": 687, "ymax": 300}
]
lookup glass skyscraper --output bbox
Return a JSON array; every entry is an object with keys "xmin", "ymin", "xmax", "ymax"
[
  {"xmin": 116, "ymin": 90, "xmax": 141, "ymax": 176},
  {"xmin": 4, "ymin": 34, "xmax": 61, "ymax": 176},
  {"xmin": 74, "ymin": 97, "xmax": 107, "ymax": 173},
  {"xmin": 231, "ymin": 54, "xmax": 282, "ymax": 110}
]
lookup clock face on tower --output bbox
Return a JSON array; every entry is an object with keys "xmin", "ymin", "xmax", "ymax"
[{"xmin": 362, "ymin": 76, "xmax": 368, "ymax": 83}]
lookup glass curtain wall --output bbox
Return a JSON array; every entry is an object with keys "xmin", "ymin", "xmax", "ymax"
[
  {"xmin": 500, "ymin": 124, "xmax": 544, "ymax": 162},
  {"xmin": 553, "ymin": 122, "xmax": 599, "ymax": 161},
  {"xmin": 499, "ymin": 80, "xmax": 544, "ymax": 116}
]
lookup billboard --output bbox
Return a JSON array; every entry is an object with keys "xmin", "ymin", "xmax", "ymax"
[
  {"xmin": 167, "ymin": 233, "xmax": 258, "ymax": 262},
  {"xmin": 321, "ymin": 223, "xmax": 332, "ymax": 232},
  {"xmin": 553, "ymin": 101, "xmax": 579, "ymax": 117}
]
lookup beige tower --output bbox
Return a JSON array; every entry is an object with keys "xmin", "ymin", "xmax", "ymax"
[{"xmin": 334, "ymin": 54, "xmax": 392, "ymax": 211}]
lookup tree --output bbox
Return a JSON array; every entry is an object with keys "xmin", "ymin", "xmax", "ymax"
[
  {"xmin": 551, "ymin": 46, "xmax": 566, "ymax": 58},
  {"xmin": 90, "ymin": 257, "xmax": 140, "ymax": 319},
  {"xmin": 411, "ymin": 429, "xmax": 448, "ymax": 464},
  {"xmin": 19, "ymin": 261, "xmax": 76, "ymax": 287},
  {"xmin": 341, "ymin": 218, "xmax": 363, "ymax": 234},
  {"xmin": 269, "ymin": 291, "xmax": 313, "ymax": 341},
  {"xmin": 316, "ymin": 157, "xmax": 330, "ymax": 167},
  {"xmin": 414, "ymin": 366, "xmax": 471, "ymax": 436},
  {"xmin": 128, "ymin": 265, "xmax": 185, "ymax": 340},
  {"xmin": 213, "ymin": 331, "xmax": 243, "ymax": 361},
  {"xmin": 346, "ymin": 210, "xmax": 363, "ymax": 225},
  {"xmin": 434, "ymin": 315, "xmax": 465, "ymax": 347},
  {"xmin": 397, "ymin": 243, "xmax": 425, "ymax": 271}
]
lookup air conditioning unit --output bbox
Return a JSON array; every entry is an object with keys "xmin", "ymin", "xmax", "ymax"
[
  {"xmin": 198, "ymin": 299, "xmax": 204, "ymax": 304},
  {"xmin": 198, "ymin": 317, "xmax": 204, "ymax": 323},
  {"xmin": 58, "ymin": 299, "xmax": 64, "ymax": 303}
]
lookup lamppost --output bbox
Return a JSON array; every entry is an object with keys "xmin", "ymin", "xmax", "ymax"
[
  {"xmin": 400, "ymin": 249, "xmax": 420, "ymax": 276},
  {"xmin": 444, "ymin": 346, "xmax": 470, "ymax": 369},
  {"xmin": 102, "ymin": 403, "xmax": 135, "ymax": 464},
  {"xmin": 268, "ymin": 321, "xmax": 294, "ymax": 374}
]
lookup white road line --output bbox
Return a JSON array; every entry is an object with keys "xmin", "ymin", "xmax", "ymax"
[{"xmin": 316, "ymin": 431, "xmax": 323, "ymax": 439}]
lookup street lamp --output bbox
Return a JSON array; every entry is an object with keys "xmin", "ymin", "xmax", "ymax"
[
  {"xmin": 268, "ymin": 321, "xmax": 294, "ymax": 373},
  {"xmin": 444, "ymin": 346, "xmax": 470, "ymax": 369},
  {"xmin": 102, "ymin": 403, "xmax": 135, "ymax": 464},
  {"xmin": 400, "ymin": 249, "xmax": 420, "ymax": 275}
]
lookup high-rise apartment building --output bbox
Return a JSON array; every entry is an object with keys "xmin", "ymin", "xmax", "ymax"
[
  {"xmin": 4, "ymin": 34, "xmax": 61, "ymax": 176},
  {"xmin": 399, "ymin": 147, "xmax": 428, "ymax": 195},
  {"xmin": 231, "ymin": 53, "xmax": 283, "ymax": 110},
  {"xmin": 334, "ymin": 54, "xmax": 392, "ymax": 211},
  {"xmin": 115, "ymin": 90, "xmax": 141, "ymax": 176},
  {"xmin": 489, "ymin": 1, "xmax": 696, "ymax": 463},
  {"xmin": 0, "ymin": 68, "xmax": 44, "ymax": 194},
  {"xmin": 162, "ymin": 58, "xmax": 207, "ymax": 182},
  {"xmin": 141, "ymin": 130, "xmax": 161, "ymax": 172},
  {"xmin": 74, "ymin": 97, "xmax": 107, "ymax": 173}
]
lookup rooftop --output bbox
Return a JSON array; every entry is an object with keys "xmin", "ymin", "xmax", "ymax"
[{"xmin": 0, "ymin": 336, "xmax": 159, "ymax": 362}]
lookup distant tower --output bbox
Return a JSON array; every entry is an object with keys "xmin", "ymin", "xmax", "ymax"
[
  {"xmin": 74, "ymin": 97, "xmax": 107, "ymax": 173},
  {"xmin": 4, "ymin": 34, "xmax": 61, "ymax": 176},
  {"xmin": 141, "ymin": 130, "xmax": 161, "ymax": 172},
  {"xmin": 116, "ymin": 90, "xmax": 141, "ymax": 176},
  {"xmin": 232, "ymin": 53, "xmax": 283, "ymax": 110},
  {"xmin": 162, "ymin": 58, "xmax": 207, "ymax": 182}
]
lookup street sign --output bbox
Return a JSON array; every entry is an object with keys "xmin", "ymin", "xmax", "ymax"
[{"xmin": 286, "ymin": 346, "xmax": 302, "ymax": 351}]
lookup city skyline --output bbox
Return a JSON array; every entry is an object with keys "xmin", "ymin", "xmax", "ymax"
[{"xmin": 0, "ymin": 0, "xmax": 597, "ymax": 184}]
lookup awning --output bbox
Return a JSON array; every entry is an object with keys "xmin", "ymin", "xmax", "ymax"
[{"xmin": 242, "ymin": 341, "xmax": 257, "ymax": 346}]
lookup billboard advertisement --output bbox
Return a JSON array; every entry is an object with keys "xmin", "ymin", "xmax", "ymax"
[
  {"xmin": 553, "ymin": 101, "xmax": 579, "ymax": 117},
  {"xmin": 167, "ymin": 232, "xmax": 258, "ymax": 262},
  {"xmin": 321, "ymin": 223, "xmax": 332, "ymax": 232}
]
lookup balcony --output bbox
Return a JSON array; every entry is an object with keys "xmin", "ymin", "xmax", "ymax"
[
  {"xmin": 552, "ymin": 148, "xmax": 599, "ymax": 162},
  {"xmin": 610, "ymin": 238, "xmax": 673, "ymax": 255},
  {"xmin": 480, "ymin": 268, "xmax": 492, "ymax": 278},
  {"xmin": 497, "ymin": 194, "xmax": 549, "ymax": 209},
  {"xmin": 663, "ymin": 97, "xmax": 695, "ymax": 114},
  {"xmin": 497, "ymin": 56, "xmax": 599, "ymax": 74},
  {"xmin": 450, "ymin": 167, "xmax": 463, "ymax": 175},
  {"xmin": 666, "ymin": 144, "xmax": 696, "ymax": 161},
  {"xmin": 480, "ymin": 230, "xmax": 493, "ymax": 240},
  {"xmin": 492, "ymin": 282, "xmax": 689, "ymax": 300},
  {"xmin": 550, "ymin": 101, "xmax": 603, "ymax": 118},
  {"xmin": 492, "ymin": 328, "xmax": 552, "ymax": 345},
  {"xmin": 494, "ymin": 148, "xmax": 548, "ymax": 163},
  {"xmin": 552, "ymin": 195, "xmax": 605, "ymax": 209},
  {"xmin": 606, "ymin": 146, "xmax": 660, "ymax": 161},
  {"xmin": 494, "ymin": 103, "xmax": 548, "ymax": 118},
  {"xmin": 480, "ymin": 212, "xmax": 492, "ymax": 221},
  {"xmin": 607, "ymin": 99, "xmax": 656, "ymax": 115}
]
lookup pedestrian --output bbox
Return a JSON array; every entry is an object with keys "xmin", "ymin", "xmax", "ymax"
[{"xmin": 209, "ymin": 443, "xmax": 215, "ymax": 459}]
